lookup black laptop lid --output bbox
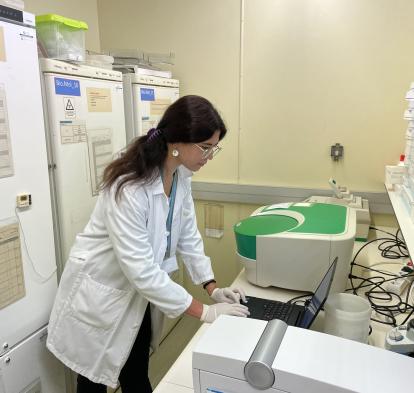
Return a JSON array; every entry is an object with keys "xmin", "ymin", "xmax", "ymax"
[{"xmin": 298, "ymin": 257, "xmax": 338, "ymax": 329}]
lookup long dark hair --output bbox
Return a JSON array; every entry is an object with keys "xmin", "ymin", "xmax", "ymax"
[{"xmin": 102, "ymin": 95, "xmax": 227, "ymax": 199}]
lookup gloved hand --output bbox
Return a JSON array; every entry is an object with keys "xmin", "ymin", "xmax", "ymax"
[
  {"xmin": 200, "ymin": 302, "xmax": 249, "ymax": 323},
  {"xmin": 210, "ymin": 287, "xmax": 247, "ymax": 304}
]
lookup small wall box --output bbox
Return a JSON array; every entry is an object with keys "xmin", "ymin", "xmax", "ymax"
[{"xmin": 16, "ymin": 193, "xmax": 32, "ymax": 208}]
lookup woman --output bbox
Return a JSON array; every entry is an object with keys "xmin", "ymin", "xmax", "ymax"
[{"xmin": 46, "ymin": 95, "xmax": 249, "ymax": 392}]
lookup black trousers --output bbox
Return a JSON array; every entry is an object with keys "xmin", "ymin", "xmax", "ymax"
[{"xmin": 77, "ymin": 305, "xmax": 152, "ymax": 393}]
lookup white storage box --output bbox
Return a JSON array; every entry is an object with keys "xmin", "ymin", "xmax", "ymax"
[
  {"xmin": 35, "ymin": 14, "xmax": 88, "ymax": 62},
  {"xmin": 385, "ymin": 165, "xmax": 407, "ymax": 190},
  {"xmin": 85, "ymin": 54, "xmax": 114, "ymax": 70}
]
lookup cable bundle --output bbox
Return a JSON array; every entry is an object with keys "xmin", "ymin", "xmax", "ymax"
[{"xmin": 348, "ymin": 227, "xmax": 413, "ymax": 327}]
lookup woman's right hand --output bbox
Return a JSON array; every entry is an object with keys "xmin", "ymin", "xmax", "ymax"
[{"xmin": 200, "ymin": 302, "xmax": 249, "ymax": 323}]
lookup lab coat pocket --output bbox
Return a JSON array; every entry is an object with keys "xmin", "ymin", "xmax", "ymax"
[{"xmin": 70, "ymin": 274, "xmax": 131, "ymax": 330}]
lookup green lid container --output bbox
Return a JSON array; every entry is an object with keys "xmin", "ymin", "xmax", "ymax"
[
  {"xmin": 36, "ymin": 14, "xmax": 88, "ymax": 30},
  {"xmin": 35, "ymin": 14, "xmax": 88, "ymax": 62}
]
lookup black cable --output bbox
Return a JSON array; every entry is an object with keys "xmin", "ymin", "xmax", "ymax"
[
  {"xmin": 287, "ymin": 292, "xmax": 313, "ymax": 305},
  {"xmin": 347, "ymin": 227, "xmax": 412, "ymax": 327},
  {"xmin": 370, "ymin": 226, "xmax": 408, "ymax": 259}
]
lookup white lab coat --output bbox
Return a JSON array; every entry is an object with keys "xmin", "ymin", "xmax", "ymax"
[{"xmin": 46, "ymin": 166, "xmax": 214, "ymax": 388}]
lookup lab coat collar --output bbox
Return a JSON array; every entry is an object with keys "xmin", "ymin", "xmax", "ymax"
[{"xmin": 151, "ymin": 165, "xmax": 193, "ymax": 195}]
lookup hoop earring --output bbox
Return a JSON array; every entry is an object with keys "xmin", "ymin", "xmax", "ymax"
[{"xmin": 172, "ymin": 149, "xmax": 179, "ymax": 157}]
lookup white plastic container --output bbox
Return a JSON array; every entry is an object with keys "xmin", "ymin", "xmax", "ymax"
[
  {"xmin": 385, "ymin": 164, "xmax": 407, "ymax": 190},
  {"xmin": 85, "ymin": 54, "xmax": 114, "ymax": 70},
  {"xmin": 35, "ymin": 14, "xmax": 88, "ymax": 62},
  {"xmin": 324, "ymin": 293, "xmax": 372, "ymax": 343}
]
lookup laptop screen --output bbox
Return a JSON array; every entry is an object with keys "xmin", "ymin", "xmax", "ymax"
[{"xmin": 298, "ymin": 257, "xmax": 338, "ymax": 329}]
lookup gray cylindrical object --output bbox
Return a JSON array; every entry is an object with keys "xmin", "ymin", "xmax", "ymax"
[{"xmin": 244, "ymin": 319, "xmax": 288, "ymax": 390}]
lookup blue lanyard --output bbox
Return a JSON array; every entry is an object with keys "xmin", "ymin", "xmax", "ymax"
[{"xmin": 165, "ymin": 171, "xmax": 178, "ymax": 260}]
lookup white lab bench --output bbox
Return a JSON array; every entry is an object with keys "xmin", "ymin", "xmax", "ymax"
[{"xmin": 153, "ymin": 229, "xmax": 409, "ymax": 393}]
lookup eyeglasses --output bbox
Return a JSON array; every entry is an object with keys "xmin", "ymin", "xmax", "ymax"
[{"xmin": 193, "ymin": 143, "xmax": 222, "ymax": 159}]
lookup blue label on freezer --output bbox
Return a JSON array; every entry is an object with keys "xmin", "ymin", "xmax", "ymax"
[
  {"xmin": 54, "ymin": 77, "xmax": 81, "ymax": 96},
  {"xmin": 140, "ymin": 88, "xmax": 155, "ymax": 101}
]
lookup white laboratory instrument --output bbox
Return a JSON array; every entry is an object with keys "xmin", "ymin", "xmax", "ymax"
[
  {"xmin": 305, "ymin": 178, "xmax": 371, "ymax": 241},
  {"xmin": 193, "ymin": 315, "xmax": 414, "ymax": 393},
  {"xmin": 40, "ymin": 58, "xmax": 127, "ymax": 267},
  {"xmin": 0, "ymin": 6, "xmax": 65, "ymax": 392},
  {"xmin": 234, "ymin": 203, "xmax": 356, "ymax": 293},
  {"xmin": 123, "ymin": 73, "xmax": 179, "ymax": 142}
]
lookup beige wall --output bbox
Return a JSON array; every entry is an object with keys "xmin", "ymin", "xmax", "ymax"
[
  {"xmin": 97, "ymin": 0, "xmax": 241, "ymax": 184},
  {"xmin": 241, "ymin": 0, "xmax": 413, "ymax": 192},
  {"xmin": 97, "ymin": 0, "xmax": 414, "ymax": 193},
  {"xmin": 25, "ymin": 0, "xmax": 101, "ymax": 52}
]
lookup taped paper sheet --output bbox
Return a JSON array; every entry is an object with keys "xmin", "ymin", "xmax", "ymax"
[
  {"xmin": 60, "ymin": 121, "xmax": 87, "ymax": 144},
  {"xmin": 0, "ymin": 27, "xmax": 6, "ymax": 62},
  {"xmin": 150, "ymin": 98, "xmax": 171, "ymax": 116},
  {"xmin": 87, "ymin": 128, "xmax": 113, "ymax": 195},
  {"xmin": 0, "ymin": 85, "xmax": 14, "ymax": 178},
  {"xmin": 86, "ymin": 87, "xmax": 112, "ymax": 112},
  {"xmin": 0, "ymin": 219, "xmax": 25, "ymax": 310}
]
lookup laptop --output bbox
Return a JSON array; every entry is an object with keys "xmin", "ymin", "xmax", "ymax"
[{"xmin": 244, "ymin": 257, "xmax": 338, "ymax": 329}]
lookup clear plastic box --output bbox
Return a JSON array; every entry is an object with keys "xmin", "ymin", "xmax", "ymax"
[{"xmin": 35, "ymin": 14, "xmax": 88, "ymax": 62}]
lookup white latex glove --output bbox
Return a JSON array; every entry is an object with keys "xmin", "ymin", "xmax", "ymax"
[
  {"xmin": 200, "ymin": 303, "xmax": 250, "ymax": 323},
  {"xmin": 210, "ymin": 287, "xmax": 247, "ymax": 304}
]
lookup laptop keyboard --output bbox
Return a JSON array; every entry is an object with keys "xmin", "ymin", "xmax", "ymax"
[
  {"xmin": 261, "ymin": 300, "xmax": 295, "ymax": 321},
  {"xmin": 245, "ymin": 296, "xmax": 297, "ymax": 322}
]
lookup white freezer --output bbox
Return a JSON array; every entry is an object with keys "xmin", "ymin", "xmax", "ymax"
[
  {"xmin": 123, "ymin": 72, "xmax": 182, "ymax": 341},
  {"xmin": 0, "ymin": 325, "xmax": 66, "ymax": 393},
  {"xmin": 123, "ymin": 73, "xmax": 179, "ymax": 142},
  {"xmin": 0, "ymin": 10, "xmax": 58, "ymax": 357},
  {"xmin": 40, "ymin": 59, "xmax": 127, "ymax": 266}
]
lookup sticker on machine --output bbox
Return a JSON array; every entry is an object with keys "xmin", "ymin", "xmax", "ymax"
[
  {"xmin": 59, "ymin": 121, "xmax": 87, "ymax": 144},
  {"xmin": 150, "ymin": 98, "xmax": 171, "ymax": 116},
  {"xmin": 0, "ymin": 84, "xmax": 14, "ymax": 178},
  {"xmin": 63, "ymin": 97, "xmax": 76, "ymax": 119},
  {"xmin": 0, "ymin": 218, "xmax": 26, "ymax": 311},
  {"xmin": 140, "ymin": 88, "xmax": 155, "ymax": 101},
  {"xmin": 54, "ymin": 77, "xmax": 81, "ymax": 96},
  {"xmin": 86, "ymin": 87, "xmax": 112, "ymax": 112},
  {"xmin": 86, "ymin": 128, "xmax": 113, "ymax": 196}
]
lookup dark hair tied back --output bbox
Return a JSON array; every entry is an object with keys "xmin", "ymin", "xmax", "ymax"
[{"xmin": 102, "ymin": 95, "xmax": 227, "ymax": 200}]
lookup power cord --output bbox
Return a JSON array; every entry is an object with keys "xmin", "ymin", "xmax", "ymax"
[
  {"xmin": 287, "ymin": 292, "xmax": 313, "ymax": 305},
  {"xmin": 347, "ymin": 226, "xmax": 413, "ymax": 327},
  {"xmin": 14, "ymin": 207, "xmax": 57, "ymax": 283}
]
